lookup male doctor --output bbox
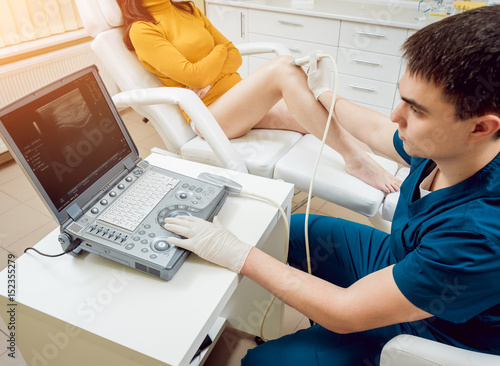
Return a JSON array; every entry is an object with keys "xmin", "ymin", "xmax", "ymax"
[{"xmin": 165, "ymin": 5, "xmax": 500, "ymax": 365}]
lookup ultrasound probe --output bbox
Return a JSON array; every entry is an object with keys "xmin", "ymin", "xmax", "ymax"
[{"xmin": 292, "ymin": 53, "xmax": 331, "ymax": 66}]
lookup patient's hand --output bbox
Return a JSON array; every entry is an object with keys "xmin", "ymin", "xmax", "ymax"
[{"xmin": 188, "ymin": 85, "xmax": 212, "ymax": 99}]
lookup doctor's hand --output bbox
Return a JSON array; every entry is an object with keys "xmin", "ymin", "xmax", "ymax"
[
  {"xmin": 163, "ymin": 216, "xmax": 253, "ymax": 273},
  {"xmin": 307, "ymin": 51, "xmax": 332, "ymax": 100}
]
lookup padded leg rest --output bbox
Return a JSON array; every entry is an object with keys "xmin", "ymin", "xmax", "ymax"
[
  {"xmin": 274, "ymin": 134, "xmax": 398, "ymax": 217},
  {"xmin": 181, "ymin": 129, "xmax": 303, "ymax": 178},
  {"xmin": 381, "ymin": 167, "xmax": 410, "ymax": 221}
]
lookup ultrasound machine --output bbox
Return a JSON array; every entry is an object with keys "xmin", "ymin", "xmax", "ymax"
[{"xmin": 0, "ymin": 65, "xmax": 231, "ymax": 280}]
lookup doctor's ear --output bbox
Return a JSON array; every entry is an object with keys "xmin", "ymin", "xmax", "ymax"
[{"xmin": 469, "ymin": 114, "xmax": 500, "ymax": 143}]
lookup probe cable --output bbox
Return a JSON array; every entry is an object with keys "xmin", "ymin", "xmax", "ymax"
[
  {"xmin": 239, "ymin": 190, "xmax": 290, "ymax": 343},
  {"xmin": 304, "ymin": 54, "xmax": 339, "ymax": 275},
  {"xmin": 250, "ymin": 53, "xmax": 339, "ymax": 342}
]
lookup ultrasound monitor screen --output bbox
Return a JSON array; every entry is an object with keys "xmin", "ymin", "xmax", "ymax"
[{"xmin": 0, "ymin": 69, "xmax": 133, "ymax": 214}]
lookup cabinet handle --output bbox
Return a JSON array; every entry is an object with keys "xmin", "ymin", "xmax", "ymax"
[
  {"xmin": 356, "ymin": 31, "xmax": 386, "ymax": 38},
  {"xmin": 241, "ymin": 13, "xmax": 245, "ymax": 39},
  {"xmin": 349, "ymin": 84, "xmax": 376, "ymax": 92},
  {"xmin": 288, "ymin": 47, "xmax": 302, "ymax": 53},
  {"xmin": 353, "ymin": 58, "xmax": 381, "ymax": 66},
  {"xmin": 278, "ymin": 19, "xmax": 304, "ymax": 27}
]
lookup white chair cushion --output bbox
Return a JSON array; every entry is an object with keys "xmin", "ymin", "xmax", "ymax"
[
  {"xmin": 180, "ymin": 130, "xmax": 303, "ymax": 178},
  {"xmin": 92, "ymin": 28, "xmax": 164, "ymax": 91},
  {"xmin": 274, "ymin": 134, "xmax": 399, "ymax": 217},
  {"xmin": 75, "ymin": 0, "xmax": 122, "ymax": 37},
  {"xmin": 98, "ymin": 0, "xmax": 123, "ymax": 27},
  {"xmin": 381, "ymin": 167, "xmax": 410, "ymax": 221},
  {"xmin": 94, "ymin": 28, "xmax": 196, "ymax": 152}
]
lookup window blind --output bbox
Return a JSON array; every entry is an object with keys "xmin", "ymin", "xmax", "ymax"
[{"xmin": 0, "ymin": 0, "xmax": 83, "ymax": 48}]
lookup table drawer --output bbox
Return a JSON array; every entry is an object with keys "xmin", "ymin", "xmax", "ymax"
[
  {"xmin": 248, "ymin": 33, "xmax": 338, "ymax": 62},
  {"xmin": 337, "ymin": 47, "xmax": 402, "ymax": 83},
  {"xmin": 339, "ymin": 21, "xmax": 407, "ymax": 56},
  {"xmin": 248, "ymin": 9, "xmax": 340, "ymax": 45},
  {"xmin": 337, "ymin": 73, "xmax": 397, "ymax": 109}
]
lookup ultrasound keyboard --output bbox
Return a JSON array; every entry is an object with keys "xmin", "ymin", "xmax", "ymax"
[
  {"xmin": 65, "ymin": 164, "xmax": 229, "ymax": 281},
  {"xmin": 99, "ymin": 170, "xmax": 180, "ymax": 231}
]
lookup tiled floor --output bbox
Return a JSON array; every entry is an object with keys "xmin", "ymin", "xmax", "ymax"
[{"xmin": 0, "ymin": 108, "xmax": 372, "ymax": 365}]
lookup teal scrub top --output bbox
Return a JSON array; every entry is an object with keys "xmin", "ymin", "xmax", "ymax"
[{"xmin": 391, "ymin": 132, "xmax": 500, "ymax": 354}]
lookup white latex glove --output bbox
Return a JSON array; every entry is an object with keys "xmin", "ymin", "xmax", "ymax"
[
  {"xmin": 307, "ymin": 51, "xmax": 332, "ymax": 100},
  {"xmin": 163, "ymin": 216, "xmax": 253, "ymax": 273}
]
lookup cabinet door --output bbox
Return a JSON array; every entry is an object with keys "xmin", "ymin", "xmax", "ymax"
[
  {"xmin": 248, "ymin": 9, "xmax": 340, "ymax": 46},
  {"xmin": 206, "ymin": 4, "xmax": 247, "ymax": 44},
  {"xmin": 339, "ymin": 21, "xmax": 407, "ymax": 56},
  {"xmin": 337, "ymin": 47, "xmax": 402, "ymax": 84},
  {"xmin": 337, "ymin": 73, "xmax": 397, "ymax": 109},
  {"xmin": 206, "ymin": 4, "xmax": 248, "ymax": 76}
]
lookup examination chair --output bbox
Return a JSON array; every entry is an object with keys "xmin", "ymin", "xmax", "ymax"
[
  {"xmin": 74, "ymin": 0, "xmax": 402, "ymax": 227},
  {"xmin": 380, "ymin": 334, "xmax": 500, "ymax": 366},
  {"xmin": 74, "ymin": 0, "xmax": 302, "ymax": 179}
]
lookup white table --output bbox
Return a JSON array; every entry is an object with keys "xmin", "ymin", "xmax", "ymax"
[{"xmin": 0, "ymin": 153, "xmax": 294, "ymax": 366}]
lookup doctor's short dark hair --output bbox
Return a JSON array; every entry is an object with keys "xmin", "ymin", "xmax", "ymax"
[{"xmin": 402, "ymin": 5, "xmax": 500, "ymax": 128}]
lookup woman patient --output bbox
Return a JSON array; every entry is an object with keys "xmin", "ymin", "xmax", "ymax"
[{"xmin": 117, "ymin": 0, "xmax": 401, "ymax": 193}]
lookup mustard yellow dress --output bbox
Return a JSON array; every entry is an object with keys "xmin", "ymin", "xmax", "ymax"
[{"xmin": 130, "ymin": 0, "xmax": 243, "ymax": 113}]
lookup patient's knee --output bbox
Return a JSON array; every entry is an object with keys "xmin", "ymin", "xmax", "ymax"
[{"xmin": 269, "ymin": 55, "xmax": 303, "ymax": 77}]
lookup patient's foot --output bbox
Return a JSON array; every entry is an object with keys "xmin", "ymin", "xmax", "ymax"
[{"xmin": 344, "ymin": 152, "xmax": 401, "ymax": 193}]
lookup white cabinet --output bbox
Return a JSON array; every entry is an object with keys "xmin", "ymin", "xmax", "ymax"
[
  {"xmin": 205, "ymin": 0, "xmax": 424, "ymax": 115},
  {"xmin": 337, "ymin": 48, "xmax": 401, "ymax": 84},
  {"xmin": 337, "ymin": 73, "xmax": 398, "ymax": 110},
  {"xmin": 336, "ymin": 21, "xmax": 408, "ymax": 114},
  {"xmin": 206, "ymin": 4, "xmax": 249, "ymax": 75},
  {"xmin": 338, "ymin": 21, "xmax": 408, "ymax": 55},
  {"xmin": 247, "ymin": 9, "xmax": 339, "ymax": 70},
  {"xmin": 247, "ymin": 9, "xmax": 340, "ymax": 45},
  {"xmin": 206, "ymin": 4, "xmax": 247, "ymax": 44}
]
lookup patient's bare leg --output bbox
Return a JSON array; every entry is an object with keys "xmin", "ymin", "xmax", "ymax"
[{"xmin": 207, "ymin": 56, "xmax": 400, "ymax": 193}]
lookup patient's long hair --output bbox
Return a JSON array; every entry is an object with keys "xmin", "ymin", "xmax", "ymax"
[{"xmin": 117, "ymin": 0, "xmax": 195, "ymax": 51}]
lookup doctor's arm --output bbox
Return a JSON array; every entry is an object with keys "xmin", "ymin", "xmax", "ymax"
[
  {"xmin": 164, "ymin": 216, "xmax": 432, "ymax": 334},
  {"xmin": 241, "ymin": 247, "xmax": 432, "ymax": 333}
]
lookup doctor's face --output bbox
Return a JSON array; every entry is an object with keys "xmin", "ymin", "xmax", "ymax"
[{"xmin": 391, "ymin": 71, "xmax": 473, "ymax": 161}]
